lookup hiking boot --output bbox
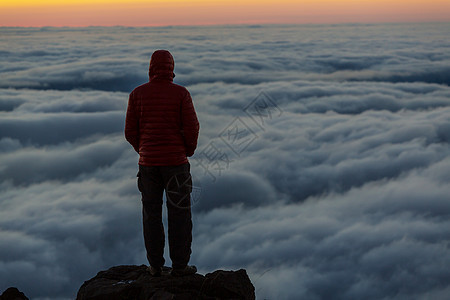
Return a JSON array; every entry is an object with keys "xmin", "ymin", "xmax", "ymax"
[
  {"xmin": 147, "ymin": 265, "xmax": 162, "ymax": 277},
  {"xmin": 171, "ymin": 265, "xmax": 197, "ymax": 277}
]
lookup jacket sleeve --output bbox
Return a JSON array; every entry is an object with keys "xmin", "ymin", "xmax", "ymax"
[
  {"xmin": 125, "ymin": 90, "xmax": 140, "ymax": 153},
  {"xmin": 181, "ymin": 90, "xmax": 199, "ymax": 157}
]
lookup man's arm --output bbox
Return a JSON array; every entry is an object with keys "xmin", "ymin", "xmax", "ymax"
[
  {"xmin": 181, "ymin": 90, "xmax": 199, "ymax": 157},
  {"xmin": 125, "ymin": 91, "xmax": 140, "ymax": 153}
]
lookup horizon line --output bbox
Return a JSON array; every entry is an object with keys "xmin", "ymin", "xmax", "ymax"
[{"xmin": 1, "ymin": 20, "xmax": 449, "ymax": 29}]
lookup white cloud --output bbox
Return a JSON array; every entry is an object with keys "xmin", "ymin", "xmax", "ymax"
[
  {"xmin": 193, "ymin": 159, "xmax": 450, "ymax": 299},
  {"xmin": 0, "ymin": 23, "xmax": 449, "ymax": 299}
]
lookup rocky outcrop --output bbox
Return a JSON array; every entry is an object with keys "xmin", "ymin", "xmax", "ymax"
[
  {"xmin": 0, "ymin": 287, "xmax": 29, "ymax": 300},
  {"xmin": 76, "ymin": 265, "xmax": 255, "ymax": 300}
]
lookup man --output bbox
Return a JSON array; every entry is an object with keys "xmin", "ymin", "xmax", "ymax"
[{"xmin": 125, "ymin": 50, "xmax": 199, "ymax": 277}]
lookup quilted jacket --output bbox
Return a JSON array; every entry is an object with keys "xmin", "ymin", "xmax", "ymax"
[{"xmin": 125, "ymin": 50, "xmax": 199, "ymax": 166}]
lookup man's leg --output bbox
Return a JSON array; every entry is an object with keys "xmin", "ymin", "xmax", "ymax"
[
  {"xmin": 162, "ymin": 163, "xmax": 193, "ymax": 270},
  {"xmin": 138, "ymin": 164, "xmax": 165, "ymax": 269}
]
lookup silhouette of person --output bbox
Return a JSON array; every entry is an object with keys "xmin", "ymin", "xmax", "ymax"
[{"xmin": 125, "ymin": 50, "xmax": 199, "ymax": 277}]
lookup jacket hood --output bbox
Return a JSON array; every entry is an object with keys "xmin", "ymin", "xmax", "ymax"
[{"xmin": 149, "ymin": 50, "xmax": 175, "ymax": 81}]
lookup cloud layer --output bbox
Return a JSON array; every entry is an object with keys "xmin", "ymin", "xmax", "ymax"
[{"xmin": 1, "ymin": 23, "xmax": 449, "ymax": 299}]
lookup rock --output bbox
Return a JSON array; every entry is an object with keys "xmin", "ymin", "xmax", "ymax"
[
  {"xmin": 0, "ymin": 287, "xmax": 29, "ymax": 300},
  {"xmin": 76, "ymin": 265, "xmax": 255, "ymax": 300},
  {"xmin": 202, "ymin": 269, "xmax": 255, "ymax": 299}
]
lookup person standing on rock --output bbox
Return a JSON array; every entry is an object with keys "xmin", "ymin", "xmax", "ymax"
[{"xmin": 125, "ymin": 50, "xmax": 199, "ymax": 277}]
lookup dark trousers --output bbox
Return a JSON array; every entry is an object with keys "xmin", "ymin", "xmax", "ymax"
[{"xmin": 137, "ymin": 163, "xmax": 193, "ymax": 269}]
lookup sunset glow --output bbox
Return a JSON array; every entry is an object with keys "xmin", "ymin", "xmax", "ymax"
[{"xmin": 1, "ymin": 0, "xmax": 450, "ymax": 27}]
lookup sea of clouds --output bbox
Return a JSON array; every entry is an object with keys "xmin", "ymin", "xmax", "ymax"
[{"xmin": 1, "ymin": 23, "xmax": 450, "ymax": 299}]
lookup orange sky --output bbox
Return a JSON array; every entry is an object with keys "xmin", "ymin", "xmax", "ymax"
[{"xmin": 1, "ymin": 0, "xmax": 449, "ymax": 27}]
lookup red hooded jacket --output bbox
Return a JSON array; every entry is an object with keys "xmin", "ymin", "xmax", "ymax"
[{"xmin": 125, "ymin": 50, "xmax": 199, "ymax": 166}]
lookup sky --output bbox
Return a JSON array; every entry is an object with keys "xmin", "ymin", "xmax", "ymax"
[
  {"xmin": 1, "ymin": 0, "xmax": 450, "ymax": 26},
  {"xmin": 1, "ymin": 23, "xmax": 450, "ymax": 299}
]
